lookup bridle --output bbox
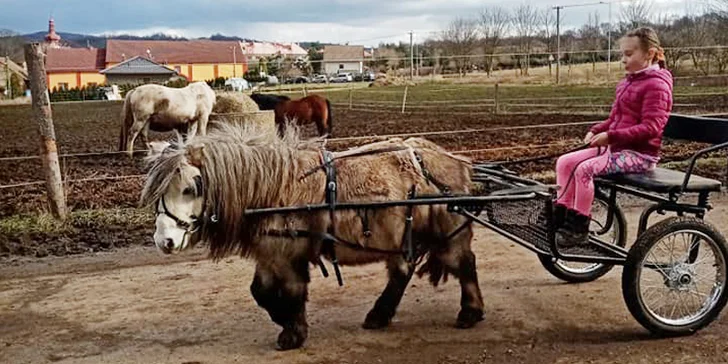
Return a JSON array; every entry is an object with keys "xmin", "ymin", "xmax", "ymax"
[{"xmin": 155, "ymin": 175, "xmax": 217, "ymax": 243}]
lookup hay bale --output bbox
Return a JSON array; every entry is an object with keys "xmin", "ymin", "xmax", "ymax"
[
  {"xmin": 212, "ymin": 110, "xmax": 276, "ymax": 135},
  {"xmin": 213, "ymin": 92, "xmax": 260, "ymax": 114}
]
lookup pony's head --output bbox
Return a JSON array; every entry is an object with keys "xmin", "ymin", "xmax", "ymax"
[{"xmin": 141, "ymin": 140, "xmax": 207, "ymax": 254}]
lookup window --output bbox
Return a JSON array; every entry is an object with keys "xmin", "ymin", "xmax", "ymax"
[
  {"xmin": 339, "ymin": 64, "xmax": 344, "ymax": 69},
  {"xmin": 58, "ymin": 82, "xmax": 68, "ymax": 90}
]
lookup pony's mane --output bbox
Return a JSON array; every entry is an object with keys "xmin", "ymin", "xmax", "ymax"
[{"xmin": 140, "ymin": 120, "xmax": 324, "ymax": 258}]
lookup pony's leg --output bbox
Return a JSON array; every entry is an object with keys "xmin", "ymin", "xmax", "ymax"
[
  {"xmin": 422, "ymin": 224, "xmax": 484, "ymax": 328},
  {"xmin": 140, "ymin": 124, "xmax": 149, "ymax": 150},
  {"xmin": 197, "ymin": 115, "xmax": 208, "ymax": 136},
  {"xmin": 362, "ymin": 256, "xmax": 415, "ymax": 329},
  {"xmin": 186, "ymin": 121, "xmax": 199, "ymax": 141},
  {"xmin": 250, "ymin": 257, "xmax": 310, "ymax": 351}
]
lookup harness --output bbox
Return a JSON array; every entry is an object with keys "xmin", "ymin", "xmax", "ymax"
[{"xmin": 157, "ymin": 144, "xmax": 468, "ymax": 286}]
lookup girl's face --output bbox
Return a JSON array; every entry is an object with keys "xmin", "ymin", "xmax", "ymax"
[{"xmin": 620, "ymin": 36, "xmax": 656, "ymax": 73}]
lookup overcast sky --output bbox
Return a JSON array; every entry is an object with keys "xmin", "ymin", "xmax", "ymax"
[{"xmin": 0, "ymin": 0, "xmax": 700, "ymax": 46}]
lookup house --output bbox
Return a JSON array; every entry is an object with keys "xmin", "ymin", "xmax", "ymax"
[
  {"xmin": 0, "ymin": 56, "xmax": 28, "ymax": 97},
  {"xmin": 323, "ymin": 45, "xmax": 364, "ymax": 75},
  {"xmin": 45, "ymin": 47, "xmax": 106, "ymax": 90},
  {"xmin": 105, "ymin": 39, "xmax": 247, "ymax": 82},
  {"xmin": 100, "ymin": 56, "xmax": 178, "ymax": 85}
]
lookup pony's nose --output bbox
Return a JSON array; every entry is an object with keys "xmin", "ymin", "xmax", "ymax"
[{"xmin": 165, "ymin": 238, "xmax": 174, "ymax": 250}]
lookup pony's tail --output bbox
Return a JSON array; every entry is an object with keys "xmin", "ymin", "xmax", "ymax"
[
  {"xmin": 325, "ymin": 98, "xmax": 333, "ymax": 136},
  {"xmin": 119, "ymin": 90, "xmax": 134, "ymax": 152}
]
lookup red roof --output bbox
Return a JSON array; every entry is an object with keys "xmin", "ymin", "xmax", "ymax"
[
  {"xmin": 106, "ymin": 40, "xmax": 246, "ymax": 64},
  {"xmin": 46, "ymin": 48, "xmax": 106, "ymax": 73}
]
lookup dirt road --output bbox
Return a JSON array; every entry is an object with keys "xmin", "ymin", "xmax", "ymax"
[{"xmin": 2, "ymin": 196, "xmax": 728, "ymax": 364}]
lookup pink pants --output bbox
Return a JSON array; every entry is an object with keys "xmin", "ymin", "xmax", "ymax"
[{"xmin": 555, "ymin": 147, "xmax": 657, "ymax": 216}]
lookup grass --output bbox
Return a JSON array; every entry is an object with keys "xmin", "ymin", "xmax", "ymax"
[{"xmin": 0, "ymin": 208, "xmax": 152, "ymax": 235}]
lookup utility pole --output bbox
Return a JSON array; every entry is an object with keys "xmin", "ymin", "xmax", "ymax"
[
  {"xmin": 409, "ymin": 31, "xmax": 414, "ymax": 79},
  {"xmin": 556, "ymin": 6, "xmax": 561, "ymax": 85},
  {"xmin": 607, "ymin": 1, "xmax": 612, "ymax": 80},
  {"xmin": 4, "ymin": 55, "xmax": 10, "ymax": 98},
  {"xmin": 232, "ymin": 46, "xmax": 237, "ymax": 77}
]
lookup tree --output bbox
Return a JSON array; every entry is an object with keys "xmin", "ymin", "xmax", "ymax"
[
  {"xmin": 439, "ymin": 17, "xmax": 479, "ymax": 75},
  {"xmin": 539, "ymin": 8, "xmax": 557, "ymax": 75},
  {"xmin": 620, "ymin": 0, "xmax": 654, "ymax": 29},
  {"xmin": 479, "ymin": 6, "xmax": 511, "ymax": 76},
  {"xmin": 512, "ymin": 4, "xmax": 539, "ymax": 75},
  {"xmin": 0, "ymin": 30, "xmax": 25, "ymax": 64}
]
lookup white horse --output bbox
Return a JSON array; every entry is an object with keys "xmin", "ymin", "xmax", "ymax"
[{"xmin": 118, "ymin": 81, "xmax": 216, "ymax": 157}]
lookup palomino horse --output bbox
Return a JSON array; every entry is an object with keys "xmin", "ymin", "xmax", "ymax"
[
  {"xmin": 141, "ymin": 122, "xmax": 484, "ymax": 351},
  {"xmin": 118, "ymin": 81, "xmax": 216, "ymax": 157},
  {"xmin": 274, "ymin": 94, "xmax": 333, "ymax": 137}
]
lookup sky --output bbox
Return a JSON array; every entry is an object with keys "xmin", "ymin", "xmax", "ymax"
[{"xmin": 0, "ymin": 0, "xmax": 702, "ymax": 47}]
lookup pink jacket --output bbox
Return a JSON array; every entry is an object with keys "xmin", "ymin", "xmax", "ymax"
[{"xmin": 590, "ymin": 65, "xmax": 674, "ymax": 157}]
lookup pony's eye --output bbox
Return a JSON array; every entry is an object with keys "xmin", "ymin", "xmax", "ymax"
[{"xmin": 182, "ymin": 187, "xmax": 195, "ymax": 196}]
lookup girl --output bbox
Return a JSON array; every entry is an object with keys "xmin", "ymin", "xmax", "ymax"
[{"xmin": 554, "ymin": 27, "xmax": 673, "ymax": 247}]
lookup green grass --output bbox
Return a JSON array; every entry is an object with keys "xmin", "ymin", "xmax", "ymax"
[{"xmin": 0, "ymin": 208, "xmax": 153, "ymax": 235}]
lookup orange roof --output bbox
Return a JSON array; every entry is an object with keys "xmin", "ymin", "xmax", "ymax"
[
  {"xmin": 46, "ymin": 48, "xmax": 106, "ymax": 73},
  {"xmin": 106, "ymin": 39, "xmax": 246, "ymax": 64}
]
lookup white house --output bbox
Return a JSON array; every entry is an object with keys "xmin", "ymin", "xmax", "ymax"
[{"xmin": 323, "ymin": 45, "xmax": 364, "ymax": 75}]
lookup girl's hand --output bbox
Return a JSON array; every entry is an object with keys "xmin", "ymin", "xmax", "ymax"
[
  {"xmin": 583, "ymin": 131, "xmax": 594, "ymax": 144},
  {"xmin": 590, "ymin": 132, "xmax": 609, "ymax": 146}
]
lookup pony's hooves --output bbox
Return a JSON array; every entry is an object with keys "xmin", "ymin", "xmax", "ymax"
[
  {"xmin": 455, "ymin": 308, "xmax": 484, "ymax": 329},
  {"xmin": 276, "ymin": 329, "xmax": 306, "ymax": 351},
  {"xmin": 362, "ymin": 310, "xmax": 392, "ymax": 330}
]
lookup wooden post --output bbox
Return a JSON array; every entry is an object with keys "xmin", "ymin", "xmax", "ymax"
[
  {"xmin": 25, "ymin": 43, "xmax": 67, "ymax": 220},
  {"xmin": 348, "ymin": 87, "xmax": 353, "ymax": 110},
  {"xmin": 401, "ymin": 85, "xmax": 409, "ymax": 114},
  {"xmin": 494, "ymin": 83, "xmax": 500, "ymax": 114}
]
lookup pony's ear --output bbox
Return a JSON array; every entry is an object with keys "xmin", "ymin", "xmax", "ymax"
[
  {"xmin": 186, "ymin": 143, "xmax": 206, "ymax": 167},
  {"xmin": 146, "ymin": 140, "xmax": 170, "ymax": 161}
]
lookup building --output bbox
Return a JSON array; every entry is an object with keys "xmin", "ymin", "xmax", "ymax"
[
  {"xmin": 46, "ymin": 47, "xmax": 106, "ymax": 90},
  {"xmin": 100, "ymin": 56, "xmax": 178, "ymax": 85},
  {"xmin": 323, "ymin": 45, "xmax": 364, "ymax": 75},
  {"xmin": 105, "ymin": 39, "xmax": 247, "ymax": 82},
  {"xmin": 44, "ymin": 18, "xmax": 63, "ymax": 49},
  {"xmin": 0, "ymin": 57, "xmax": 28, "ymax": 97}
]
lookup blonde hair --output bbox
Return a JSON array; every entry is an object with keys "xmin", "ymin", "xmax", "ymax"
[{"xmin": 624, "ymin": 27, "xmax": 666, "ymax": 68}]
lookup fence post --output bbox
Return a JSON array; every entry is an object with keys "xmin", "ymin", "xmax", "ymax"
[
  {"xmin": 494, "ymin": 83, "xmax": 500, "ymax": 115},
  {"xmin": 348, "ymin": 86, "xmax": 353, "ymax": 110},
  {"xmin": 302, "ymin": 85, "xmax": 307, "ymax": 97},
  {"xmin": 401, "ymin": 85, "xmax": 409, "ymax": 114},
  {"xmin": 24, "ymin": 43, "xmax": 67, "ymax": 220}
]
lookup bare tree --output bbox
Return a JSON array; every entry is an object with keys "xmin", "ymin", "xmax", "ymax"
[
  {"xmin": 512, "ymin": 4, "xmax": 539, "ymax": 75},
  {"xmin": 439, "ymin": 17, "xmax": 479, "ymax": 75},
  {"xmin": 0, "ymin": 30, "xmax": 25, "ymax": 64},
  {"xmin": 578, "ymin": 12, "xmax": 603, "ymax": 73},
  {"xmin": 539, "ymin": 8, "xmax": 557, "ymax": 75},
  {"xmin": 620, "ymin": 0, "xmax": 654, "ymax": 29},
  {"xmin": 479, "ymin": 6, "xmax": 511, "ymax": 76}
]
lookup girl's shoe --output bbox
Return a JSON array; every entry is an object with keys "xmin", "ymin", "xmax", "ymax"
[{"xmin": 556, "ymin": 210, "xmax": 591, "ymax": 248}]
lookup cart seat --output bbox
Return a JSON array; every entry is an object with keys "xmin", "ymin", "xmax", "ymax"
[{"xmin": 597, "ymin": 167, "xmax": 722, "ymax": 194}]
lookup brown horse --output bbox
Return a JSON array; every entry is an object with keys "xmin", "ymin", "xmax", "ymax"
[
  {"xmin": 274, "ymin": 94, "xmax": 332, "ymax": 137},
  {"xmin": 141, "ymin": 121, "xmax": 484, "ymax": 351}
]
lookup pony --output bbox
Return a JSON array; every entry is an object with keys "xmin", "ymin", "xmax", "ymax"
[
  {"xmin": 249, "ymin": 93, "xmax": 290, "ymax": 110},
  {"xmin": 274, "ymin": 94, "xmax": 333, "ymax": 137},
  {"xmin": 118, "ymin": 81, "xmax": 216, "ymax": 157},
  {"xmin": 140, "ymin": 121, "xmax": 485, "ymax": 351}
]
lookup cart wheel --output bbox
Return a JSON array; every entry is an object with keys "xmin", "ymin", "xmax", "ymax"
[
  {"xmin": 539, "ymin": 190, "xmax": 626, "ymax": 283},
  {"xmin": 622, "ymin": 216, "xmax": 728, "ymax": 336}
]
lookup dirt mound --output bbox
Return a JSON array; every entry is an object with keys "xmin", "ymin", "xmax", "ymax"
[{"xmin": 213, "ymin": 92, "xmax": 260, "ymax": 114}]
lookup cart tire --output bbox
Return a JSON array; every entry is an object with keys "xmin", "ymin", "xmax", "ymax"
[
  {"xmin": 538, "ymin": 190, "xmax": 626, "ymax": 283},
  {"xmin": 622, "ymin": 216, "xmax": 728, "ymax": 336}
]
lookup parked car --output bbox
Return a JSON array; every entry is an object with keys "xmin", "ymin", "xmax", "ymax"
[
  {"xmin": 332, "ymin": 73, "xmax": 353, "ymax": 83},
  {"xmin": 311, "ymin": 74, "xmax": 328, "ymax": 83}
]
